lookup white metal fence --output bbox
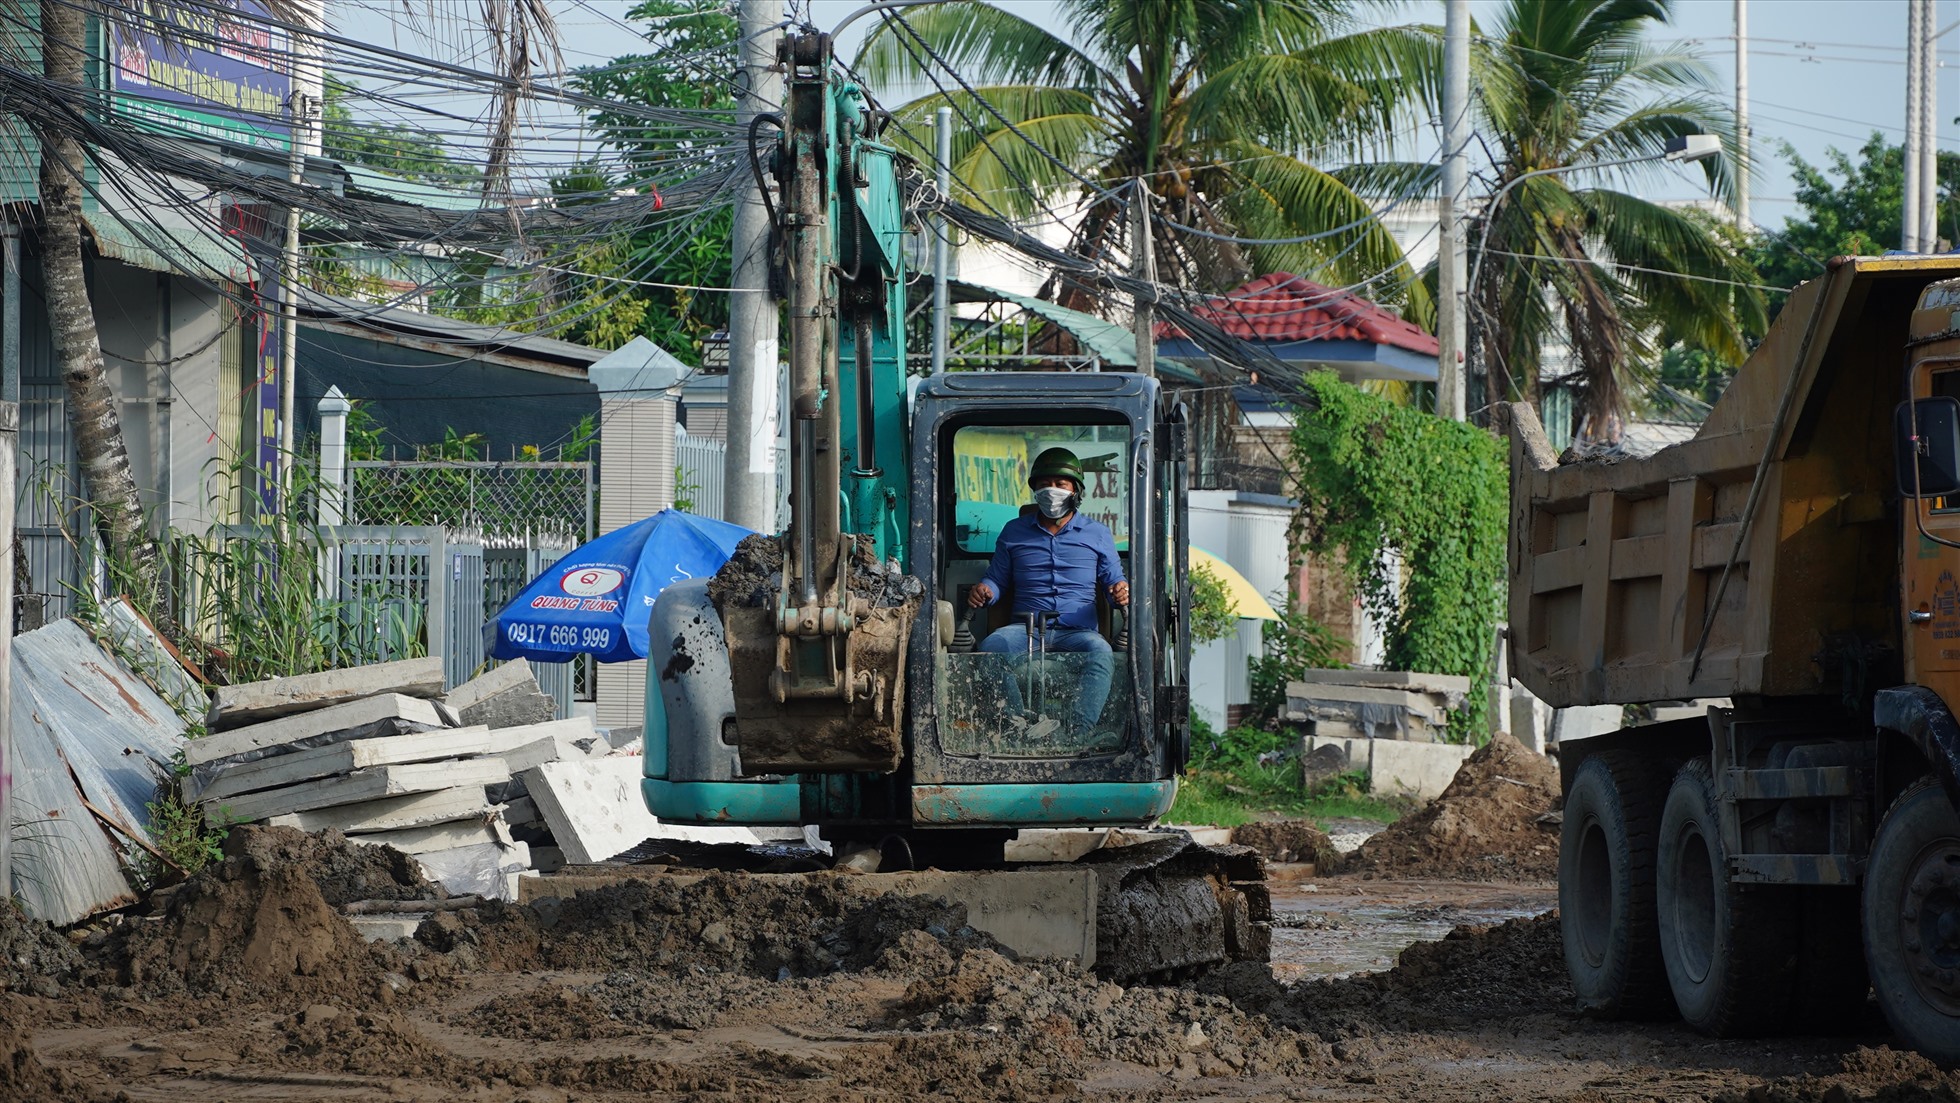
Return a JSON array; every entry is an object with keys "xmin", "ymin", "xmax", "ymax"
[{"xmin": 674, "ymin": 435, "xmax": 788, "ymax": 527}]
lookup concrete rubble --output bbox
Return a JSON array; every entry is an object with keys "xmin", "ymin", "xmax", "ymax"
[{"xmin": 1284, "ymin": 669, "xmax": 1471, "ymax": 742}]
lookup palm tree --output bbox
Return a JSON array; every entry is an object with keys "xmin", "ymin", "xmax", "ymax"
[
  {"xmin": 1465, "ymin": 0, "xmax": 1764, "ymax": 442},
  {"xmin": 855, "ymin": 0, "xmax": 1437, "ymax": 317}
]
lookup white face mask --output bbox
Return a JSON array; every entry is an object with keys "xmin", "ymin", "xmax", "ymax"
[{"xmin": 1034, "ymin": 486, "xmax": 1076, "ymax": 519}]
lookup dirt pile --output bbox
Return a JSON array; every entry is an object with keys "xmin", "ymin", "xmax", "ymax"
[
  {"xmin": 1208, "ymin": 912, "xmax": 1570, "ymax": 1038},
  {"xmin": 894, "ymin": 938, "xmax": 1326, "ymax": 1076},
  {"xmin": 464, "ymin": 986, "xmax": 624, "ymax": 1041},
  {"xmin": 261, "ymin": 1004, "xmax": 468, "ymax": 1081},
  {"xmin": 0, "ymin": 902, "xmax": 82, "ymax": 997},
  {"xmin": 424, "ymin": 872, "xmax": 1001, "ymax": 978},
  {"xmin": 1340, "ymin": 733, "xmax": 1562, "ymax": 881},
  {"xmin": 222, "ymin": 824, "xmax": 430, "ymax": 905},
  {"xmin": 106, "ymin": 826, "xmax": 407, "ymax": 1000},
  {"xmin": 1714, "ymin": 1048, "xmax": 1960, "ymax": 1103},
  {"xmin": 1232, "ymin": 820, "xmax": 1335, "ymax": 865},
  {"xmin": 709, "ymin": 533, "xmax": 922, "ymax": 610}
]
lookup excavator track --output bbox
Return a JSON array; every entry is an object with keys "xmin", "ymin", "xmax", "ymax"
[{"xmin": 1075, "ymin": 834, "xmax": 1271, "ymax": 983}]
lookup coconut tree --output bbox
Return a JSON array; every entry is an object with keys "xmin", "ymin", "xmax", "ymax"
[
  {"xmin": 855, "ymin": 0, "xmax": 1438, "ymax": 316},
  {"xmin": 1466, "ymin": 0, "xmax": 1763, "ymax": 443}
]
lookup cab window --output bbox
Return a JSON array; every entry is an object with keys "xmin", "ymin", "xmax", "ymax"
[{"xmin": 949, "ymin": 423, "xmax": 1130, "ymax": 554}]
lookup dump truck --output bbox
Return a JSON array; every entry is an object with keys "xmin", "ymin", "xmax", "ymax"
[{"xmin": 1509, "ymin": 255, "xmax": 1960, "ymax": 1059}]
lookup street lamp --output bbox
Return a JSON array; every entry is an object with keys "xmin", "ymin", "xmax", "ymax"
[{"xmin": 1461, "ymin": 133, "xmax": 1724, "ymax": 413}]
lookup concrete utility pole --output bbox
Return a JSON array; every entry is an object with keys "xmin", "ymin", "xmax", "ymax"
[
  {"xmin": 0, "ymin": 222, "xmax": 16, "ymax": 904},
  {"xmin": 1438, "ymin": 0, "xmax": 1470, "ymax": 421},
  {"xmin": 278, "ymin": 0, "xmax": 323, "ymax": 503},
  {"xmin": 725, "ymin": 0, "xmax": 785, "ymax": 533},
  {"xmin": 1734, "ymin": 0, "xmax": 1749, "ymax": 229},
  {"xmin": 930, "ymin": 106, "xmax": 952, "ymax": 375},
  {"xmin": 1130, "ymin": 180, "xmax": 1156, "ymax": 377},
  {"xmin": 1923, "ymin": 0, "xmax": 1941, "ymax": 252},
  {"xmin": 1908, "ymin": 0, "xmax": 1926, "ymax": 252}
]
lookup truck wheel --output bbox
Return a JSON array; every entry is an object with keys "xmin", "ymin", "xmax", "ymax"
[
  {"xmin": 1863, "ymin": 777, "xmax": 1960, "ymax": 1064},
  {"xmin": 1657, "ymin": 757, "xmax": 1799, "ymax": 1036},
  {"xmin": 1792, "ymin": 887, "xmax": 1870, "ymax": 1035},
  {"xmin": 1560, "ymin": 750, "xmax": 1673, "ymax": 1018}
]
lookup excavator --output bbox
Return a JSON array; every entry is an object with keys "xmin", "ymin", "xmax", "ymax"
[{"xmin": 639, "ymin": 30, "xmax": 1268, "ymax": 980}]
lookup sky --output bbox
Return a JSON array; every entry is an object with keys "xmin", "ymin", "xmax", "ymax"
[{"xmin": 327, "ymin": 0, "xmax": 1948, "ymax": 235}]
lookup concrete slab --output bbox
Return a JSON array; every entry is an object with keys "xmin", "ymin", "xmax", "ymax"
[
  {"xmin": 521, "ymin": 867, "xmax": 1098, "ymax": 966},
  {"xmin": 1155, "ymin": 826, "xmax": 1235, "ymax": 847},
  {"xmin": 208, "ymin": 657, "xmax": 445, "ymax": 730},
  {"xmin": 1287, "ymin": 682, "xmax": 1445, "ymax": 714},
  {"xmin": 520, "ymin": 758, "xmax": 765, "ymax": 864},
  {"xmin": 184, "ymin": 694, "xmax": 449, "ymax": 772},
  {"xmin": 1551, "ymin": 704, "xmax": 1624, "ymax": 743},
  {"xmin": 1290, "ymin": 668, "xmax": 1472, "ymax": 697},
  {"xmin": 447, "ymin": 660, "xmax": 555, "ymax": 729},
  {"xmin": 265, "ymin": 786, "xmax": 495, "ymax": 834},
  {"xmin": 349, "ymin": 818, "xmax": 511, "ymax": 854},
  {"xmin": 191, "ymin": 727, "xmax": 494, "ymax": 802},
  {"xmin": 346, "ymin": 914, "xmax": 423, "ymax": 942},
  {"xmin": 206, "ymin": 758, "xmax": 510, "ymax": 825},
  {"xmin": 1304, "ymin": 735, "xmax": 1475, "ymax": 801}
]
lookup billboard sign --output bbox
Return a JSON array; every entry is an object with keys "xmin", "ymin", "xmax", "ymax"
[{"xmin": 110, "ymin": 1, "xmax": 292, "ymax": 153}]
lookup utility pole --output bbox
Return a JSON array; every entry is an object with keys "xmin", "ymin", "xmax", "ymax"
[
  {"xmin": 1923, "ymin": 0, "xmax": 1941, "ymax": 252},
  {"xmin": 725, "ymin": 0, "xmax": 784, "ymax": 533},
  {"xmin": 278, "ymin": 0, "xmax": 323, "ymax": 503},
  {"xmin": 1438, "ymin": 0, "xmax": 1470, "ymax": 421},
  {"xmin": 930, "ymin": 106, "xmax": 951, "ymax": 375},
  {"xmin": 1734, "ymin": 0, "xmax": 1749, "ymax": 229},
  {"xmin": 1908, "ymin": 0, "xmax": 1926, "ymax": 252},
  {"xmin": 0, "ymin": 222, "xmax": 16, "ymax": 904},
  {"xmin": 1130, "ymin": 180, "xmax": 1156, "ymax": 377}
]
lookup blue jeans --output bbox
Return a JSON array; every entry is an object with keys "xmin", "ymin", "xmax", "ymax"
[{"xmin": 977, "ymin": 621, "xmax": 1114, "ymax": 730}]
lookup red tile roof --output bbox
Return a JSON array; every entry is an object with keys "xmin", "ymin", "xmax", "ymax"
[{"xmin": 1162, "ymin": 272, "xmax": 1439, "ymax": 357}]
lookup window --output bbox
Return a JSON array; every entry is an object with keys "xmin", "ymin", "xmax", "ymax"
[{"xmin": 949, "ymin": 423, "xmax": 1129, "ymax": 554}]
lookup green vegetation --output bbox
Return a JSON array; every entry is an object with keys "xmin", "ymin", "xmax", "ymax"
[
  {"xmin": 1287, "ymin": 374, "xmax": 1507, "ymax": 740},
  {"xmin": 856, "ymin": 0, "xmax": 1435, "ymax": 311},
  {"xmin": 1187, "ymin": 561, "xmax": 1238, "ymax": 645},
  {"xmin": 143, "ymin": 791, "xmax": 231, "ymax": 883},
  {"xmin": 1450, "ymin": 0, "xmax": 1762, "ymax": 441},
  {"xmin": 1169, "ymin": 714, "xmax": 1405, "ymax": 828},
  {"xmin": 1246, "ymin": 609, "xmax": 1348, "ymax": 726}
]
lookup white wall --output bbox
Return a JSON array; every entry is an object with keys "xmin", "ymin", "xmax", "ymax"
[{"xmin": 1186, "ymin": 490, "xmax": 1292, "ymax": 730}]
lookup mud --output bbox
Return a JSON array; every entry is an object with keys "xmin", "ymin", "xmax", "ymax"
[
  {"xmin": 419, "ymin": 873, "xmax": 1000, "ymax": 978},
  {"xmin": 1232, "ymin": 819, "xmax": 1336, "ymax": 865},
  {"xmin": 710, "ymin": 532, "xmax": 923, "ymax": 610},
  {"xmin": 103, "ymin": 826, "xmax": 408, "ymax": 1001},
  {"xmin": 0, "ymin": 901, "xmax": 82, "ymax": 997},
  {"xmin": 1340, "ymin": 732, "xmax": 1563, "ymax": 881},
  {"xmin": 7, "ymin": 822, "xmax": 1945, "ymax": 1102}
]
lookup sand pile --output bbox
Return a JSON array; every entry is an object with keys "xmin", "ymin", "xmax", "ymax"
[
  {"xmin": 106, "ymin": 826, "xmax": 413, "ymax": 1000},
  {"xmin": 1340, "ymin": 733, "xmax": 1562, "ymax": 881}
]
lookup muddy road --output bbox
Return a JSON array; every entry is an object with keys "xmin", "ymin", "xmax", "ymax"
[{"xmin": 3, "ymin": 851, "xmax": 1945, "ymax": 1103}]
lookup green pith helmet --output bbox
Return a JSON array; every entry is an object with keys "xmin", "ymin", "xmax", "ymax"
[{"xmin": 1028, "ymin": 447, "xmax": 1084, "ymax": 491}]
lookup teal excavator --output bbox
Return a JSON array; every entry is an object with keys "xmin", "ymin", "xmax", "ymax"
[{"xmin": 640, "ymin": 30, "xmax": 1268, "ymax": 978}]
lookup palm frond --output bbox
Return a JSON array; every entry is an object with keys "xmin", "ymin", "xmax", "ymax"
[{"xmin": 855, "ymin": 2, "xmax": 1110, "ymax": 97}]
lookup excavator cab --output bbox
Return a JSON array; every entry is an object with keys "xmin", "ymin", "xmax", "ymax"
[{"xmin": 641, "ymin": 370, "xmax": 1191, "ymax": 838}]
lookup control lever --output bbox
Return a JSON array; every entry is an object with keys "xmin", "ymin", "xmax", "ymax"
[
  {"xmin": 951, "ymin": 591, "xmax": 977, "ymax": 651},
  {"xmin": 1114, "ymin": 607, "xmax": 1129, "ymax": 651}
]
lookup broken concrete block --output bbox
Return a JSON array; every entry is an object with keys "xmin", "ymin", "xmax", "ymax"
[
  {"xmin": 347, "ymin": 914, "xmax": 423, "ymax": 942},
  {"xmin": 350, "ymin": 817, "xmax": 512, "ymax": 855},
  {"xmin": 446, "ymin": 660, "xmax": 556, "ymax": 729},
  {"xmin": 206, "ymin": 758, "xmax": 510, "ymax": 825},
  {"xmin": 208, "ymin": 657, "xmax": 445, "ymax": 730},
  {"xmin": 191, "ymin": 727, "xmax": 496, "ymax": 802},
  {"xmin": 265, "ymin": 786, "xmax": 494, "ymax": 834},
  {"xmin": 520, "ymin": 758, "xmax": 764, "ymax": 864}
]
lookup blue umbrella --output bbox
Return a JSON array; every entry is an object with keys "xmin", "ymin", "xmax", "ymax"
[{"xmin": 486, "ymin": 508, "xmax": 754, "ymax": 664}]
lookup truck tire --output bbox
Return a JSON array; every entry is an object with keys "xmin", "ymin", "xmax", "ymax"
[
  {"xmin": 1792, "ymin": 887, "xmax": 1871, "ymax": 1035},
  {"xmin": 1656, "ymin": 757, "xmax": 1799, "ymax": 1036},
  {"xmin": 1862, "ymin": 777, "xmax": 1960, "ymax": 1064},
  {"xmin": 1560, "ymin": 750, "xmax": 1673, "ymax": 1018}
]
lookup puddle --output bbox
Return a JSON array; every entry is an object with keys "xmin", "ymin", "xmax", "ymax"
[{"xmin": 1266, "ymin": 882, "xmax": 1556, "ymax": 981}]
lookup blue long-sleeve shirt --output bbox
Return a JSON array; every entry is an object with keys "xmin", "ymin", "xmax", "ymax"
[{"xmin": 980, "ymin": 512, "xmax": 1125, "ymax": 630}]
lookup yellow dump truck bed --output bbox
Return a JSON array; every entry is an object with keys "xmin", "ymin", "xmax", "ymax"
[{"xmin": 1508, "ymin": 256, "xmax": 1960, "ymax": 708}]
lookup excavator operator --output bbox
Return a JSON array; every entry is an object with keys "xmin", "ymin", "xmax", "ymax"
[{"xmin": 966, "ymin": 447, "xmax": 1130, "ymax": 732}]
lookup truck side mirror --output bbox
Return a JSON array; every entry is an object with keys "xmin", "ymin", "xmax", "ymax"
[{"xmin": 1895, "ymin": 397, "xmax": 1960, "ymax": 497}]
